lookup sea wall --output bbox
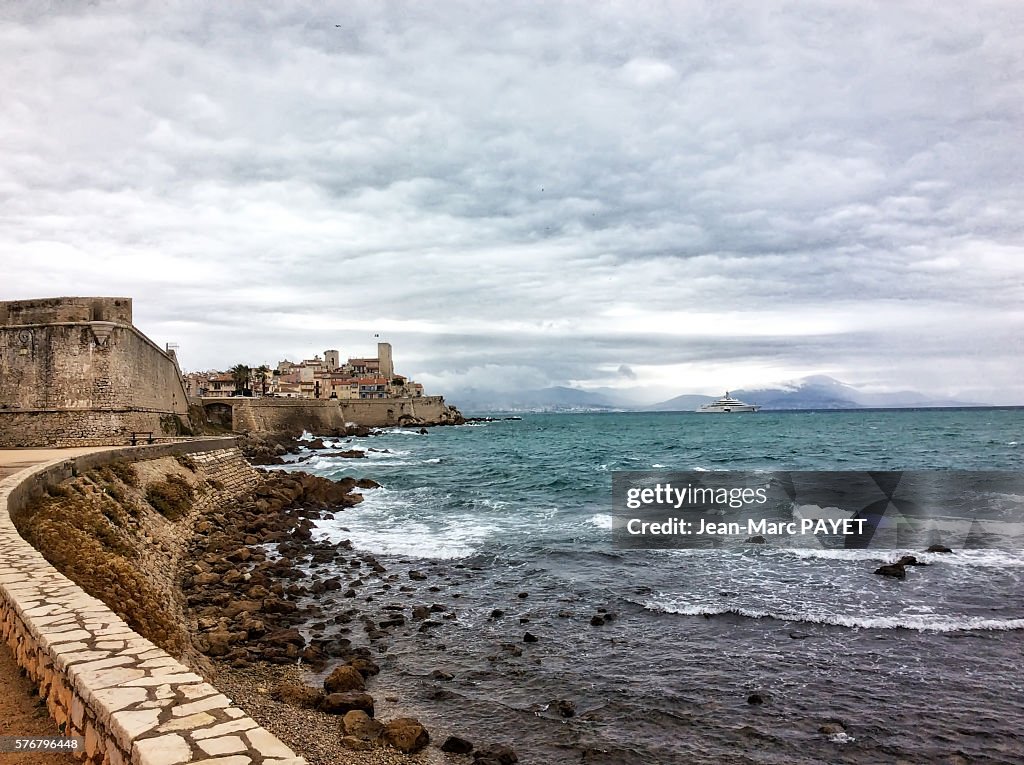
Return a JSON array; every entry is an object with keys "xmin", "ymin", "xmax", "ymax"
[
  {"xmin": 0, "ymin": 297, "xmax": 191, "ymax": 448},
  {"xmin": 224, "ymin": 395, "xmax": 461, "ymax": 433},
  {"xmin": 0, "ymin": 439, "xmax": 306, "ymax": 765}
]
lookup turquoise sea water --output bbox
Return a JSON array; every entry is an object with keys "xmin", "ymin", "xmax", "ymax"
[{"xmin": 286, "ymin": 409, "xmax": 1024, "ymax": 763}]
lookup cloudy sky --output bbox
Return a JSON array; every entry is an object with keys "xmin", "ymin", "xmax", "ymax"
[{"xmin": 2, "ymin": 1, "xmax": 1023, "ymax": 404}]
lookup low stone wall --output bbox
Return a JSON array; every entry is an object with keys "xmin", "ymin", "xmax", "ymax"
[{"xmin": 0, "ymin": 440, "xmax": 306, "ymax": 765}]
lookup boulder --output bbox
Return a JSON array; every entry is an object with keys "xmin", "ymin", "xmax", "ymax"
[
  {"xmin": 473, "ymin": 744, "xmax": 518, "ymax": 764},
  {"xmin": 270, "ymin": 682, "xmax": 324, "ymax": 709},
  {"xmin": 745, "ymin": 535, "xmax": 767, "ymax": 544},
  {"xmin": 383, "ymin": 717, "xmax": 430, "ymax": 753},
  {"xmin": 874, "ymin": 563, "xmax": 907, "ymax": 579},
  {"xmin": 348, "ymin": 657, "xmax": 381, "ymax": 677},
  {"xmin": 324, "ymin": 664, "xmax": 366, "ymax": 693},
  {"xmin": 342, "ymin": 710, "xmax": 384, "ymax": 740},
  {"xmin": 553, "ymin": 699, "xmax": 575, "ymax": 718},
  {"xmin": 320, "ymin": 692, "xmax": 375, "ymax": 716},
  {"xmin": 926, "ymin": 544, "xmax": 953, "ymax": 553},
  {"xmin": 441, "ymin": 735, "xmax": 474, "ymax": 754},
  {"xmin": 895, "ymin": 555, "xmax": 925, "ymax": 566}
]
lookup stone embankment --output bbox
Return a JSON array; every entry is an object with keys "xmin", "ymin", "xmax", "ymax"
[{"xmin": 0, "ymin": 440, "xmax": 307, "ymax": 765}]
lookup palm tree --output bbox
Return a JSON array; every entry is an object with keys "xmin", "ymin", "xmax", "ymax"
[
  {"xmin": 229, "ymin": 363, "xmax": 251, "ymax": 397},
  {"xmin": 255, "ymin": 364, "xmax": 271, "ymax": 397}
]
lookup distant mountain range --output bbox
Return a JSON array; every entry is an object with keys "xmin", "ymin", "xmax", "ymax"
[{"xmin": 449, "ymin": 376, "xmax": 983, "ymax": 413}]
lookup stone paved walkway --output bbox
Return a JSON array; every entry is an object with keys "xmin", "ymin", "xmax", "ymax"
[{"xmin": 0, "ymin": 446, "xmax": 307, "ymax": 765}]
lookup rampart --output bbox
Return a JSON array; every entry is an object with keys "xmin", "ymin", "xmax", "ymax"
[
  {"xmin": 0, "ymin": 297, "xmax": 191, "ymax": 448},
  {"xmin": 216, "ymin": 395, "xmax": 462, "ymax": 434},
  {"xmin": 0, "ymin": 440, "xmax": 306, "ymax": 765}
]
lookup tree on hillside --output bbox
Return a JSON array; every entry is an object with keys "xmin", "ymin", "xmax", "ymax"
[{"xmin": 230, "ymin": 363, "xmax": 252, "ymax": 397}]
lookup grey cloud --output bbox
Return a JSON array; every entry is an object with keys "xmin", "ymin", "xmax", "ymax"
[{"xmin": 1, "ymin": 1, "xmax": 1022, "ymax": 402}]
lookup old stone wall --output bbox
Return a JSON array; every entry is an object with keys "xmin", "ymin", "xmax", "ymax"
[
  {"xmin": 0, "ymin": 296, "xmax": 191, "ymax": 448},
  {"xmin": 339, "ymin": 395, "xmax": 460, "ymax": 427},
  {"xmin": 0, "ymin": 440, "xmax": 306, "ymax": 765},
  {"xmin": 224, "ymin": 395, "xmax": 461, "ymax": 434}
]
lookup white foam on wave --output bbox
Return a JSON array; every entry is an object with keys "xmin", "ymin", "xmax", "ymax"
[
  {"xmin": 312, "ymin": 486, "xmax": 494, "ymax": 560},
  {"xmin": 642, "ymin": 599, "xmax": 1024, "ymax": 631},
  {"xmin": 765, "ymin": 547, "xmax": 1024, "ymax": 567},
  {"xmin": 588, "ymin": 513, "xmax": 614, "ymax": 530}
]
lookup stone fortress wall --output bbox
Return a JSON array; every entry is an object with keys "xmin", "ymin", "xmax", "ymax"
[
  {"xmin": 0, "ymin": 438, "xmax": 306, "ymax": 765},
  {"xmin": 218, "ymin": 395, "xmax": 462, "ymax": 433},
  {"xmin": 0, "ymin": 297, "xmax": 191, "ymax": 448}
]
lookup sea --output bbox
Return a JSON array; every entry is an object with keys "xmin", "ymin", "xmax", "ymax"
[{"xmin": 282, "ymin": 409, "xmax": 1024, "ymax": 764}]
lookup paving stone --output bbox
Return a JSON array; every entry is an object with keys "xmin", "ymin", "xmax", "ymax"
[
  {"xmin": 189, "ymin": 757, "xmax": 252, "ymax": 765},
  {"xmin": 110, "ymin": 707, "xmax": 162, "ymax": 740},
  {"xmin": 245, "ymin": 728, "xmax": 295, "ymax": 759},
  {"xmin": 76, "ymin": 666, "xmax": 147, "ymax": 690},
  {"xmin": 91, "ymin": 686, "xmax": 149, "ymax": 713},
  {"xmin": 133, "ymin": 733, "xmax": 192, "ymax": 765},
  {"xmin": 125, "ymin": 672, "xmax": 205, "ymax": 687},
  {"xmin": 157, "ymin": 711, "xmax": 218, "ymax": 733},
  {"xmin": 190, "ymin": 718, "xmax": 258, "ymax": 740},
  {"xmin": 197, "ymin": 736, "xmax": 248, "ymax": 757},
  {"xmin": 171, "ymin": 694, "xmax": 231, "ymax": 717}
]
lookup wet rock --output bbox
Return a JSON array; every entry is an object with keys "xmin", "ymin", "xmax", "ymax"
[
  {"xmin": 383, "ymin": 717, "xmax": 430, "ymax": 753},
  {"xmin": 412, "ymin": 605, "xmax": 431, "ymax": 620},
  {"xmin": 747, "ymin": 693, "xmax": 766, "ymax": 705},
  {"xmin": 522, "ymin": 632, "xmax": 538, "ymax": 643},
  {"xmin": 348, "ymin": 657, "xmax": 380, "ymax": 677},
  {"xmin": 473, "ymin": 744, "xmax": 518, "ymax": 764},
  {"xmin": 222, "ymin": 599, "xmax": 264, "ymax": 619},
  {"xmin": 895, "ymin": 555, "xmax": 925, "ymax": 566},
  {"xmin": 409, "ymin": 570, "xmax": 428, "ymax": 580},
  {"xmin": 819, "ymin": 722, "xmax": 846, "ymax": 735},
  {"xmin": 553, "ymin": 699, "xmax": 576, "ymax": 718},
  {"xmin": 441, "ymin": 735, "xmax": 474, "ymax": 754},
  {"xmin": 430, "ymin": 669, "xmax": 454, "ymax": 681},
  {"xmin": 745, "ymin": 535, "xmax": 767, "ymax": 544},
  {"xmin": 324, "ymin": 664, "xmax": 366, "ymax": 693},
  {"xmin": 590, "ymin": 615, "xmax": 606, "ymax": 627},
  {"xmin": 926, "ymin": 544, "xmax": 953, "ymax": 553},
  {"xmin": 342, "ymin": 710, "xmax": 384, "ymax": 740},
  {"xmin": 874, "ymin": 563, "xmax": 907, "ymax": 579},
  {"xmin": 517, "ymin": 592, "xmax": 529, "ymax": 599},
  {"xmin": 321, "ymin": 691, "xmax": 375, "ymax": 716}
]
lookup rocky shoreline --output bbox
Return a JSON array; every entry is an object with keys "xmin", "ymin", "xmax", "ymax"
[{"xmin": 181, "ymin": 434, "xmax": 518, "ymax": 765}]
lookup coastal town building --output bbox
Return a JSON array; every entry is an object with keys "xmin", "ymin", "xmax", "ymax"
[{"xmin": 190, "ymin": 342, "xmax": 425, "ymax": 402}]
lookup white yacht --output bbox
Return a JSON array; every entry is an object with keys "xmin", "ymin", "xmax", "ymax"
[{"xmin": 696, "ymin": 392, "xmax": 761, "ymax": 413}]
